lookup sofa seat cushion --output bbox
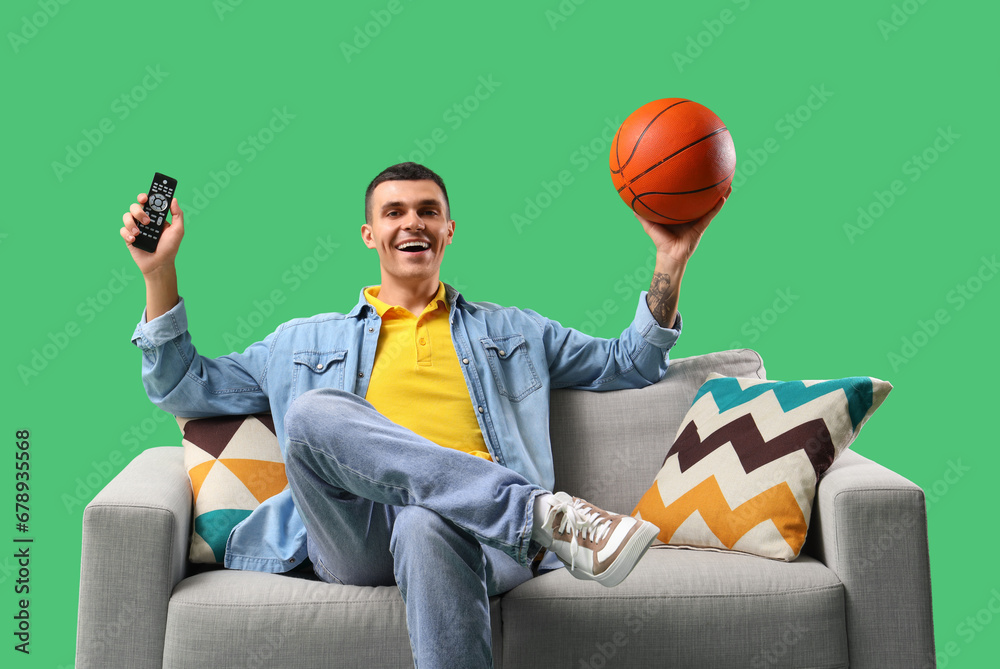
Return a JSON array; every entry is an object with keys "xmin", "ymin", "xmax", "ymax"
[
  {"xmin": 501, "ymin": 549, "xmax": 847, "ymax": 668},
  {"xmin": 162, "ymin": 570, "xmax": 504, "ymax": 669}
]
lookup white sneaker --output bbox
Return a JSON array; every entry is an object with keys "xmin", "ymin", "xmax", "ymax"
[{"xmin": 538, "ymin": 492, "xmax": 659, "ymax": 588}]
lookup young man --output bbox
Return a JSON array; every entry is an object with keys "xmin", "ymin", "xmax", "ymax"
[{"xmin": 122, "ymin": 162, "xmax": 728, "ymax": 668}]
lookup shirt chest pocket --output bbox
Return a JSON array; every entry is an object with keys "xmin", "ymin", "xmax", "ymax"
[
  {"xmin": 292, "ymin": 350, "xmax": 348, "ymax": 399},
  {"xmin": 480, "ymin": 334, "xmax": 542, "ymax": 402}
]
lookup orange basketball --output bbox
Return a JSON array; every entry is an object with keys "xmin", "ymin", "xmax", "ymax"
[{"xmin": 610, "ymin": 98, "xmax": 736, "ymax": 225}]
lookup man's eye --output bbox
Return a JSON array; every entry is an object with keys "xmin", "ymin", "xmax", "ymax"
[{"xmin": 421, "ymin": 210, "xmax": 438, "ymax": 216}]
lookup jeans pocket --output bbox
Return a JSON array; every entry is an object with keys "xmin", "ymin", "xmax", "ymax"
[
  {"xmin": 292, "ymin": 350, "xmax": 348, "ymax": 400},
  {"xmin": 311, "ymin": 553, "xmax": 345, "ymax": 585},
  {"xmin": 480, "ymin": 334, "xmax": 542, "ymax": 402}
]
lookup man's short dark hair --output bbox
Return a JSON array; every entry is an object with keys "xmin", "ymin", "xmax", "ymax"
[{"xmin": 365, "ymin": 162, "xmax": 450, "ymax": 223}]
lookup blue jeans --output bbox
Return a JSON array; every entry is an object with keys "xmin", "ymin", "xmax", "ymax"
[{"xmin": 283, "ymin": 388, "xmax": 543, "ymax": 668}]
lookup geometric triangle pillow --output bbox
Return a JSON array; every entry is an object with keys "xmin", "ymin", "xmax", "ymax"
[
  {"xmin": 632, "ymin": 374, "xmax": 892, "ymax": 561},
  {"xmin": 178, "ymin": 413, "xmax": 287, "ymax": 564}
]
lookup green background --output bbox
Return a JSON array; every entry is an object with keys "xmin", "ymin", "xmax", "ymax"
[{"xmin": 3, "ymin": 0, "xmax": 996, "ymax": 665}]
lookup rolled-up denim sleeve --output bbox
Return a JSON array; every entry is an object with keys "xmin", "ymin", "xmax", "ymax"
[
  {"xmin": 131, "ymin": 297, "xmax": 273, "ymax": 417},
  {"xmin": 534, "ymin": 290, "xmax": 682, "ymax": 391}
]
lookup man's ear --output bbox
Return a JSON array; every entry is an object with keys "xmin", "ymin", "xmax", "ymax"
[
  {"xmin": 361, "ymin": 222, "xmax": 375, "ymax": 249},
  {"xmin": 446, "ymin": 218, "xmax": 455, "ymax": 245}
]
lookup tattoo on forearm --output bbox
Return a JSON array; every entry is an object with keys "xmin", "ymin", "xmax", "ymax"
[{"xmin": 647, "ymin": 271, "xmax": 677, "ymax": 327}]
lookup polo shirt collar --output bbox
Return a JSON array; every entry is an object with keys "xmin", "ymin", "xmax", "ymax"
[{"xmin": 361, "ymin": 282, "xmax": 449, "ymax": 319}]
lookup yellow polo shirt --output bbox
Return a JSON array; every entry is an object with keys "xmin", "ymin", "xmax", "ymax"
[{"xmin": 363, "ymin": 283, "xmax": 492, "ymax": 461}]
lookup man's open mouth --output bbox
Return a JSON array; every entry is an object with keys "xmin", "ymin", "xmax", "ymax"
[{"xmin": 395, "ymin": 241, "xmax": 431, "ymax": 253}]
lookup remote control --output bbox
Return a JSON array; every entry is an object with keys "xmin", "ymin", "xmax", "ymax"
[{"xmin": 132, "ymin": 172, "xmax": 177, "ymax": 253}]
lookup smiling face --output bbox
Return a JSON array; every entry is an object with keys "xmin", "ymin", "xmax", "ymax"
[{"xmin": 361, "ymin": 179, "xmax": 455, "ymax": 291}]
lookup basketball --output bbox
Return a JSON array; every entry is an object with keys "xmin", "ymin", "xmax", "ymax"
[{"xmin": 610, "ymin": 98, "xmax": 736, "ymax": 225}]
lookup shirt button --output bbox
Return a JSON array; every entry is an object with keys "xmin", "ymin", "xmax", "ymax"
[
  {"xmin": 419, "ymin": 338, "xmax": 426, "ymax": 346},
  {"xmin": 499, "ymin": 350, "xmax": 506, "ymax": 356},
  {"xmin": 368, "ymin": 327, "xmax": 374, "ymax": 333},
  {"xmin": 316, "ymin": 363, "xmax": 324, "ymax": 370},
  {"xmin": 462, "ymin": 358, "xmax": 469, "ymax": 364},
  {"xmin": 478, "ymin": 406, "xmax": 484, "ymax": 413},
  {"xmin": 358, "ymin": 372, "xmax": 365, "ymax": 377}
]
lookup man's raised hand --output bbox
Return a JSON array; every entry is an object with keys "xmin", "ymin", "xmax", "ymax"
[
  {"xmin": 121, "ymin": 193, "xmax": 184, "ymax": 276},
  {"xmin": 636, "ymin": 185, "xmax": 731, "ymax": 267}
]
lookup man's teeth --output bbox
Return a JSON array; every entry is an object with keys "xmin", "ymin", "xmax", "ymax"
[{"xmin": 396, "ymin": 241, "xmax": 430, "ymax": 250}]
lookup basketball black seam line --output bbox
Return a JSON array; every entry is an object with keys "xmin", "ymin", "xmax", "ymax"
[
  {"xmin": 617, "ymin": 127, "xmax": 730, "ymax": 194},
  {"xmin": 613, "ymin": 123, "xmax": 624, "ymax": 184},
  {"xmin": 617, "ymin": 114, "xmax": 641, "ymax": 214},
  {"xmin": 616, "ymin": 125, "xmax": 640, "ymax": 206},
  {"xmin": 613, "ymin": 99, "xmax": 689, "ymax": 176},
  {"xmin": 611, "ymin": 99, "xmax": 690, "ymax": 176},
  {"xmin": 631, "ymin": 168, "xmax": 735, "ymax": 221},
  {"xmin": 629, "ymin": 197, "xmax": 692, "ymax": 222},
  {"xmin": 632, "ymin": 168, "xmax": 736, "ymax": 196},
  {"xmin": 626, "ymin": 183, "xmax": 641, "ymax": 211}
]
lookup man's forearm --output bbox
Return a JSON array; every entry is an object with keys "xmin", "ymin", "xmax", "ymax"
[
  {"xmin": 144, "ymin": 265, "xmax": 180, "ymax": 322},
  {"xmin": 646, "ymin": 254, "xmax": 685, "ymax": 328}
]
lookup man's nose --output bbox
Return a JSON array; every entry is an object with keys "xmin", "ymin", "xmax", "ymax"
[{"xmin": 402, "ymin": 211, "xmax": 425, "ymax": 230}]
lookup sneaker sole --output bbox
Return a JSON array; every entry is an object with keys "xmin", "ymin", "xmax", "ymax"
[{"xmin": 567, "ymin": 520, "xmax": 660, "ymax": 588}]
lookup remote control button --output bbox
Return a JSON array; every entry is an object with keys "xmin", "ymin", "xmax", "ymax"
[{"xmin": 150, "ymin": 194, "xmax": 169, "ymax": 212}]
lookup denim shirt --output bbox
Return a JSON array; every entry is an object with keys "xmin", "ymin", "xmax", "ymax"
[{"xmin": 131, "ymin": 284, "xmax": 682, "ymax": 573}]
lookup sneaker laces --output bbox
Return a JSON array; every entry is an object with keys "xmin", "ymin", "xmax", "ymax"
[{"xmin": 542, "ymin": 496, "xmax": 614, "ymax": 571}]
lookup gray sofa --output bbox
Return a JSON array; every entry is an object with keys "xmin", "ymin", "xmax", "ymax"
[{"xmin": 76, "ymin": 349, "xmax": 936, "ymax": 668}]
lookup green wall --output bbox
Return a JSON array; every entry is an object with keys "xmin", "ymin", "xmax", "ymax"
[{"xmin": 3, "ymin": 1, "xmax": 996, "ymax": 665}]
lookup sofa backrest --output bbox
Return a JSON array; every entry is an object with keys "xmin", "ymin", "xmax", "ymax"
[{"xmin": 548, "ymin": 349, "xmax": 765, "ymax": 514}]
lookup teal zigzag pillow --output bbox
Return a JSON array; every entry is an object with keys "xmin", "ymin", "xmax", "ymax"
[{"xmin": 634, "ymin": 373, "xmax": 892, "ymax": 560}]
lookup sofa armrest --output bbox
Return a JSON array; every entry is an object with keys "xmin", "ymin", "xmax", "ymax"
[
  {"xmin": 805, "ymin": 449, "xmax": 935, "ymax": 668},
  {"xmin": 76, "ymin": 446, "xmax": 190, "ymax": 669}
]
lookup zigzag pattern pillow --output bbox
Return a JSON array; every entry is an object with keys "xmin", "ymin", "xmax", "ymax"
[
  {"xmin": 633, "ymin": 373, "xmax": 892, "ymax": 560},
  {"xmin": 179, "ymin": 413, "xmax": 287, "ymax": 564}
]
